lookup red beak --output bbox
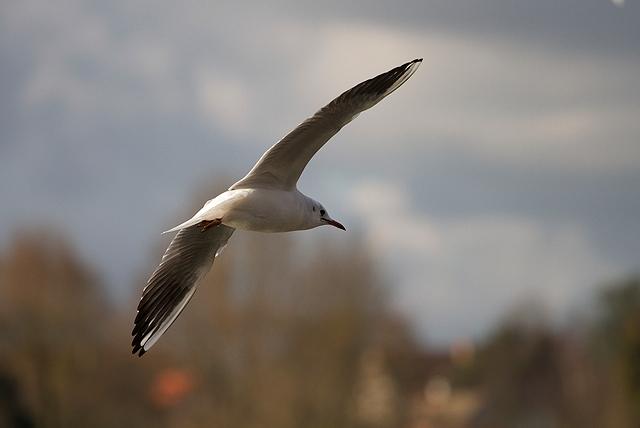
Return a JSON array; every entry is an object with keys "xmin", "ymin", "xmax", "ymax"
[{"xmin": 325, "ymin": 219, "xmax": 346, "ymax": 231}]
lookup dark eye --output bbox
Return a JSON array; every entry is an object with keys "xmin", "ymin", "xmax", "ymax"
[
  {"xmin": 312, "ymin": 206, "xmax": 316, "ymax": 212},
  {"xmin": 320, "ymin": 209, "xmax": 326, "ymax": 216}
]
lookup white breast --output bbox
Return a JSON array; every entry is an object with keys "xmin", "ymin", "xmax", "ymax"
[{"xmin": 218, "ymin": 188, "xmax": 311, "ymax": 232}]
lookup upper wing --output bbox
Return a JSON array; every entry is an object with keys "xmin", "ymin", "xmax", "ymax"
[
  {"xmin": 229, "ymin": 58, "xmax": 422, "ymax": 191},
  {"xmin": 131, "ymin": 223, "xmax": 235, "ymax": 356}
]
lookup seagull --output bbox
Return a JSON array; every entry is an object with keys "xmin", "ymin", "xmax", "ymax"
[{"xmin": 131, "ymin": 58, "xmax": 422, "ymax": 356}]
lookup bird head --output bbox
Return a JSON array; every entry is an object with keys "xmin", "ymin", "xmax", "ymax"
[{"xmin": 311, "ymin": 202, "xmax": 345, "ymax": 231}]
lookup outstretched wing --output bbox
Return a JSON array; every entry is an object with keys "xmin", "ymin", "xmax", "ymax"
[
  {"xmin": 230, "ymin": 58, "xmax": 422, "ymax": 191},
  {"xmin": 131, "ymin": 224, "xmax": 235, "ymax": 356}
]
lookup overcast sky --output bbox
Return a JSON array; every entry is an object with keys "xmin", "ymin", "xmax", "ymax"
[{"xmin": 1, "ymin": 0, "xmax": 639, "ymax": 344}]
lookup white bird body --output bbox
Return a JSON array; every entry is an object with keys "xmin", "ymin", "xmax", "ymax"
[
  {"xmin": 131, "ymin": 58, "xmax": 422, "ymax": 356},
  {"xmin": 166, "ymin": 188, "xmax": 321, "ymax": 233}
]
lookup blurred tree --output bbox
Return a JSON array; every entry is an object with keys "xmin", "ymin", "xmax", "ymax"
[
  {"xmin": 0, "ymin": 232, "xmax": 167, "ymax": 427},
  {"xmin": 0, "ymin": 366, "xmax": 34, "ymax": 428},
  {"xmin": 591, "ymin": 276, "xmax": 640, "ymax": 428},
  {"xmin": 0, "ymin": 231, "xmax": 108, "ymax": 427},
  {"xmin": 2, "ymin": 188, "xmax": 638, "ymax": 428},
  {"xmin": 465, "ymin": 278, "xmax": 640, "ymax": 428},
  {"xmin": 467, "ymin": 303, "xmax": 598, "ymax": 428}
]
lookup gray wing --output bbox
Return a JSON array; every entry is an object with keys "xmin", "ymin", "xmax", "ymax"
[
  {"xmin": 131, "ymin": 223, "xmax": 235, "ymax": 356},
  {"xmin": 229, "ymin": 58, "xmax": 422, "ymax": 191}
]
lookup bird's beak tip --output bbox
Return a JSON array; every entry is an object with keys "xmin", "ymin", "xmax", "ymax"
[{"xmin": 326, "ymin": 219, "xmax": 346, "ymax": 231}]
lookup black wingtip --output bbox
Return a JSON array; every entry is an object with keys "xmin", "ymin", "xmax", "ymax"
[
  {"xmin": 131, "ymin": 343, "xmax": 146, "ymax": 357},
  {"xmin": 131, "ymin": 338, "xmax": 147, "ymax": 357},
  {"xmin": 392, "ymin": 58, "xmax": 422, "ymax": 78}
]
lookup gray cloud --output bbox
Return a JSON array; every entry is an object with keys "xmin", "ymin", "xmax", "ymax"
[{"xmin": 277, "ymin": 0, "xmax": 640, "ymax": 54}]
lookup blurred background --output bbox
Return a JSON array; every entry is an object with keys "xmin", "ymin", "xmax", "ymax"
[{"xmin": 1, "ymin": 0, "xmax": 639, "ymax": 427}]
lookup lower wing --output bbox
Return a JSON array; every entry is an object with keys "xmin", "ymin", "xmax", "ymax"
[{"xmin": 131, "ymin": 223, "xmax": 235, "ymax": 356}]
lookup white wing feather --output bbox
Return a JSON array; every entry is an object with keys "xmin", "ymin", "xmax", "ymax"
[
  {"xmin": 230, "ymin": 59, "xmax": 422, "ymax": 191},
  {"xmin": 131, "ymin": 224, "xmax": 235, "ymax": 356}
]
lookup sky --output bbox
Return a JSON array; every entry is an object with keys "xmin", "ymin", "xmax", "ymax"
[{"xmin": 1, "ymin": 0, "xmax": 639, "ymax": 345}]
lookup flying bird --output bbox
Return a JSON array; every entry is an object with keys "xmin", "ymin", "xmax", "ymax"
[{"xmin": 131, "ymin": 58, "xmax": 422, "ymax": 356}]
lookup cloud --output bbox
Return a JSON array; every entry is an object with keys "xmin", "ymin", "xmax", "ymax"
[
  {"xmin": 279, "ymin": 0, "xmax": 640, "ymax": 54},
  {"xmin": 349, "ymin": 180, "xmax": 619, "ymax": 343},
  {"xmin": 196, "ymin": 70, "xmax": 252, "ymax": 136},
  {"xmin": 8, "ymin": 1, "xmax": 639, "ymax": 174}
]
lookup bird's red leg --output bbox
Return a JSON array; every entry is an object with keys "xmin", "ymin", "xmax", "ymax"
[{"xmin": 198, "ymin": 218, "xmax": 222, "ymax": 231}]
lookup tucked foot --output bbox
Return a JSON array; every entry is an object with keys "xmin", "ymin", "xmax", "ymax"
[{"xmin": 198, "ymin": 218, "xmax": 222, "ymax": 231}]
